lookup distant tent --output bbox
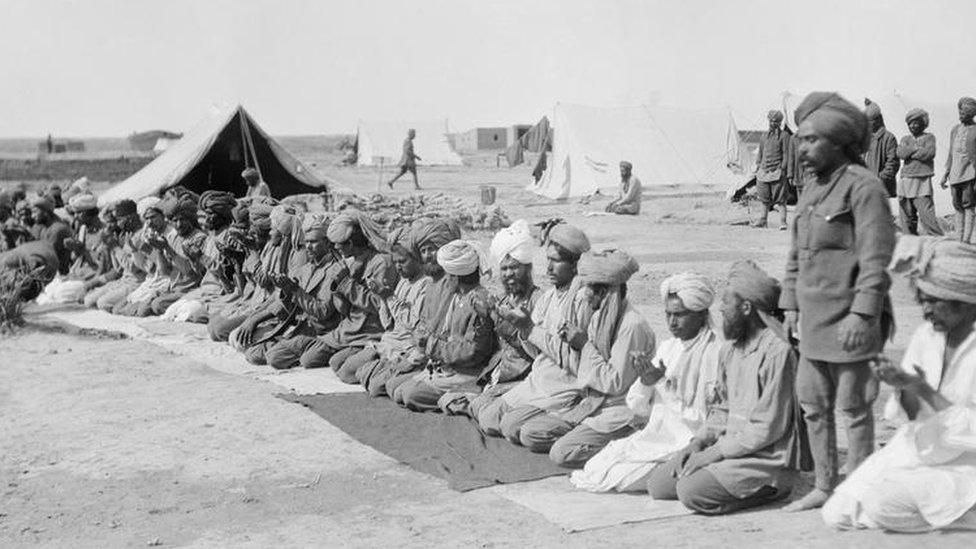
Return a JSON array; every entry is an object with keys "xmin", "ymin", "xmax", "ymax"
[
  {"xmin": 128, "ymin": 130, "xmax": 182, "ymax": 152},
  {"xmin": 152, "ymin": 136, "xmax": 179, "ymax": 154},
  {"xmin": 99, "ymin": 105, "xmax": 330, "ymax": 206},
  {"xmin": 529, "ymin": 103, "xmax": 741, "ymax": 199},
  {"xmin": 355, "ymin": 119, "xmax": 462, "ymax": 166}
]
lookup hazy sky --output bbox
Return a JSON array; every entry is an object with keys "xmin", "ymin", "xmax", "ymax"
[{"xmin": 3, "ymin": 0, "xmax": 975, "ymax": 136}]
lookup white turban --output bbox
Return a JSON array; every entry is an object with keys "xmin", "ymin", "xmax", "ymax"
[
  {"xmin": 490, "ymin": 219, "xmax": 535, "ymax": 266},
  {"xmin": 660, "ymin": 272, "xmax": 714, "ymax": 311},
  {"xmin": 437, "ymin": 239, "xmax": 486, "ymax": 276},
  {"xmin": 136, "ymin": 196, "xmax": 162, "ymax": 216},
  {"xmin": 891, "ymin": 236, "xmax": 976, "ymax": 304}
]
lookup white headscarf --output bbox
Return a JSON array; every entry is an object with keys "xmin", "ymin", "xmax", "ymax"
[
  {"xmin": 490, "ymin": 219, "xmax": 535, "ymax": 266},
  {"xmin": 136, "ymin": 196, "xmax": 161, "ymax": 216},
  {"xmin": 437, "ymin": 239, "xmax": 488, "ymax": 277},
  {"xmin": 660, "ymin": 272, "xmax": 714, "ymax": 312}
]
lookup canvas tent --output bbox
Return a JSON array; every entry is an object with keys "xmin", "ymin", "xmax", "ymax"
[
  {"xmin": 529, "ymin": 103, "xmax": 742, "ymax": 199},
  {"xmin": 99, "ymin": 104, "xmax": 330, "ymax": 206},
  {"xmin": 355, "ymin": 119, "xmax": 462, "ymax": 166}
]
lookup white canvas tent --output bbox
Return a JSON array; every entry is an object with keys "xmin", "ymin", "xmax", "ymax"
[
  {"xmin": 355, "ymin": 119, "xmax": 462, "ymax": 166},
  {"xmin": 529, "ymin": 103, "xmax": 741, "ymax": 199},
  {"xmin": 99, "ymin": 104, "xmax": 330, "ymax": 206}
]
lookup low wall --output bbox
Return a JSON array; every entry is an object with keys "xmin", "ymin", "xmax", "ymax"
[{"xmin": 0, "ymin": 157, "xmax": 152, "ymax": 183}]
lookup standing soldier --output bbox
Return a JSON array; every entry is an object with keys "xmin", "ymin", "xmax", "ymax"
[
  {"xmin": 896, "ymin": 108, "xmax": 942, "ymax": 235},
  {"xmin": 940, "ymin": 97, "xmax": 976, "ymax": 243},
  {"xmin": 387, "ymin": 128, "xmax": 422, "ymax": 190},
  {"xmin": 752, "ymin": 110, "xmax": 791, "ymax": 230}
]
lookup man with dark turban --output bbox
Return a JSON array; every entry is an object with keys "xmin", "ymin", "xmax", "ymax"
[
  {"xmin": 84, "ymin": 199, "xmax": 148, "ymax": 311},
  {"xmin": 896, "ymin": 108, "xmax": 942, "ymax": 236},
  {"xmin": 160, "ymin": 191, "xmax": 242, "ymax": 323},
  {"xmin": 230, "ymin": 212, "xmax": 345, "ymax": 366},
  {"xmin": 862, "ymin": 101, "xmax": 900, "ymax": 198},
  {"xmin": 783, "ymin": 92, "xmax": 896, "ymax": 512},
  {"xmin": 264, "ymin": 210, "xmax": 398, "ymax": 371},
  {"xmin": 391, "ymin": 239, "xmax": 496, "ymax": 412},
  {"xmin": 355, "ymin": 217, "xmax": 461, "ymax": 396},
  {"xmin": 28, "ymin": 194, "xmax": 74, "ymax": 275},
  {"xmin": 940, "ymin": 97, "xmax": 976, "ymax": 243},
  {"xmin": 648, "ymin": 261, "xmax": 804, "ymax": 516},
  {"xmin": 242, "ymin": 167, "xmax": 270, "ymax": 199},
  {"xmin": 605, "ymin": 161, "xmax": 642, "ymax": 215},
  {"xmin": 495, "ymin": 249, "xmax": 652, "ymax": 468},
  {"xmin": 823, "ymin": 236, "xmax": 976, "ymax": 532},
  {"xmin": 0, "ymin": 240, "xmax": 61, "ymax": 301},
  {"xmin": 752, "ymin": 109, "xmax": 793, "ymax": 229},
  {"xmin": 475, "ymin": 222, "xmax": 593, "ymax": 439}
]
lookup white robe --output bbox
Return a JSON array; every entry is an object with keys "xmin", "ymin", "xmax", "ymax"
[
  {"xmin": 569, "ymin": 327, "xmax": 721, "ymax": 492},
  {"xmin": 823, "ymin": 321, "xmax": 976, "ymax": 532}
]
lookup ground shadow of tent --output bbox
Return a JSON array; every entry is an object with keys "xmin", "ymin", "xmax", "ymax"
[{"xmin": 99, "ymin": 105, "xmax": 333, "ymax": 206}]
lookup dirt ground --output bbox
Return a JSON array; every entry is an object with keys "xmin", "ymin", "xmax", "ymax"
[{"xmin": 2, "ymin": 161, "xmax": 974, "ymax": 547}]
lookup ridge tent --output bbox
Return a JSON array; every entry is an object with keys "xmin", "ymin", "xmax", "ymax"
[
  {"xmin": 529, "ymin": 103, "xmax": 741, "ymax": 199},
  {"xmin": 355, "ymin": 119, "xmax": 462, "ymax": 166},
  {"xmin": 98, "ymin": 104, "xmax": 330, "ymax": 206}
]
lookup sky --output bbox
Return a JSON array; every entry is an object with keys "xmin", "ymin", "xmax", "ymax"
[{"xmin": 3, "ymin": 0, "xmax": 976, "ymax": 137}]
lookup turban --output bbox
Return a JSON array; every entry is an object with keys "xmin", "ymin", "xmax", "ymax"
[
  {"xmin": 905, "ymin": 108, "xmax": 929, "ymax": 129},
  {"xmin": 619, "ymin": 160, "xmax": 633, "ymax": 170},
  {"xmin": 767, "ymin": 110, "xmax": 784, "ymax": 124},
  {"xmin": 436, "ymin": 239, "xmax": 485, "ymax": 276},
  {"xmin": 577, "ymin": 249, "xmax": 639, "ymax": 286},
  {"xmin": 67, "ymin": 193, "xmax": 98, "ymax": 212},
  {"xmin": 113, "ymin": 199, "xmax": 137, "ymax": 217},
  {"xmin": 890, "ymin": 236, "xmax": 976, "ymax": 304},
  {"xmin": 864, "ymin": 102, "xmax": 883, "ymax": 121},
  {"xmin": 30, "ymin": 195, "xmax": 55, "ymax": 212},
  {"xmin": 161, "ymin": 197, "xmax": 198, "ymax": 220},
  {"xmin": 660, "ymin": 272, "xmax": 714, "ymax": 312},
  {"xmin": 546, "ymin": 223, "xmax": 590, "ymax": 257},
  {"xmin": 302, "ymin": 212, "xmax": 331, "ymax": 239},
  {"xmin": 411, "ymin": 218, "xmax": 461, "ymax": 252},
  {"xmin": 137, "ymin": 196, "xmax": 162, "ymax": 216},
  {"xmin": 794, "ymin": 91, "xmax": 870, "ymax": 156},
  {"xmin": 388, "ymin": 226, "xmax": 416, "ymax": 257},
  {"xmin": 727, "ymin": 260, "xmax": 781, "ymax": 314},
  {"xmin": 327, "ymin": 209, "xmax": 389, "ymax": 252},
  {"xmin": 248, "ymin": 202, "xmax": 274, "ymax": 231},
  {"xmin": 241, "ymin": 167, "xmax": 260, "ymax": 179},
  {"xmin": 16, "ymin": 199, "xmax": 31, "ymax": 213},
  {"xmin": 270, "ymin": 204, "xmax": 296, "ymax": 235},
  {"xmin": 490, "ymin": 219, "xmax": 535, "ymax": 266},
  {"xmin": 232, "ymin": 203, "xmax": 249, "ymax": 224},
  {"xmin": 959, "ymin": 97, "xmax": 976, "ymax": 118},
  {"xmin": 199, "ymin": 190, "xmax": 237, "ymax": 216},
  {"xmin": 99, "ymin": 206, "xmax": 116, "ymax": 224}
]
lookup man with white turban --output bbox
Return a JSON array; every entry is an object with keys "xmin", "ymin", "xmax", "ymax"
[
  {"xmin": 571, "ymin": 272, "xmax": 721, "ymax": 492},
  {"xmin": 392, "ymin": 239, "xmax": 496, "ymax": 412},
  {"xmin": 440, "ymin": 221, "xmax": 540, "ymax": 415},
  {"xmin": 473, "ymin": 222, "xmax": 593, "ymax": 437},
  {"xmin": 823, "ymin": 236, "xmax": 976, "ymax": 532},
  {"xmin": 501, "ymin": 249, "xmax": 656, "ymax": 467}
]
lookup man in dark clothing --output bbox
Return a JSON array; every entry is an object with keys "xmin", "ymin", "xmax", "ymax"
[
  {"xmin": 863, "ymin": 102, "xmax": 900, "ymax": 198},
  {"xmin": 386, "ymin": 129, "xmax": 422, "ymax": 190},
  {"xmin": 896, "ymin": 108, "xmax": 942, "ymax": 235},
  {"xmin": 752, "ymin": 110, "xmax": 791, "ymax": 230}
]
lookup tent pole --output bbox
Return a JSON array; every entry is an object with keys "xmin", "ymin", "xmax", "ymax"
[{"xmin": 240, "ymin": 112, "xmax": 264, "ymax": 183}]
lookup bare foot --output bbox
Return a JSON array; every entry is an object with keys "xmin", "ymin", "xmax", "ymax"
[{"xmin": 783, "ymin": 488, "xmax": 831, "ymax": 512}]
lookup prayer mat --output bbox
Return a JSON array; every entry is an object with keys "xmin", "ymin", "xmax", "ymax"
[
  {"xmin": 487, "ymin": 476, "xmax": 693, "ymax": 532},
  {"xmin": 278, "ymin": 392, "xmax": 569, "ymax": 491}
]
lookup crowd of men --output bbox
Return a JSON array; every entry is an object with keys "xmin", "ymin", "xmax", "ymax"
[{"xmin": 1, "ymin": 91, "xmax": 975, "ymax": 535}]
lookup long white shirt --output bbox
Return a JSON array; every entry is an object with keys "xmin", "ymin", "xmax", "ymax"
[
  {"xmin": 570, "ymin": 327, "xmax": 720, "ymax": 492},
  {"xmin": 824, "ymin": 321, "xmax": 976, "ymax": 531}
]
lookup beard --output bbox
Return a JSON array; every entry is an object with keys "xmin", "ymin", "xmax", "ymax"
[{"xmin": 722, "ymin": 314, "xmax": 747, "ymax": 342}]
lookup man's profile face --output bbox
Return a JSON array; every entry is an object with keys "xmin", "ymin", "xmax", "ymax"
[
  {"xmin": 719, "ymin": 289, "xmax": 747, "ymax": 342},
  {"xmin": 665, "ymin": 296, "xmax": 707, "ymax": 341},
  {"xmin": 546, "ymin": 245, "xmax": 576, "ymax": 288},
  {"xmin": 796, "ymin": 121, "xmax": 842, "ymax": 175},
  {"xmin": 917, "ymin": 289, "xmax": 972, "ymax": 333},
  {"xmin": 499, "ymin": 255, "xmax": 531, "ymax": 295}
]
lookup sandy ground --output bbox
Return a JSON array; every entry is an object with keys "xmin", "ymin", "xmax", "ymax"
[{"xmin": 2, "ymin": 162, "xmax": 974, "ymax": 547}]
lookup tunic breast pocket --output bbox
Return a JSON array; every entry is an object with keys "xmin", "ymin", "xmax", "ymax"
[{"xmin": 810, "ymin": 208, "xmax": 854, "ymax": 250}]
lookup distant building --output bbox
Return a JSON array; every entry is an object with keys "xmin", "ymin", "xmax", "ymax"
[
  {"xmin": 128, "ymin": 130, "xmax": 183, "ymax": 152},
  {"xmin": 37, "ymin": 139, "xmax": 85, "ymax": 154},
  {"xmin": 453, "ymin": 125, "xmax": 533, "ymax": 153}
]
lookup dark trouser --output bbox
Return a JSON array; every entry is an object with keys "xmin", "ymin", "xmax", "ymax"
[
  {"xmin": 646, "ymin": 452, "xmax": 785, "ymax": 515},
  {"xmin": 898, "ymin": 195, "xmax": 943, "ymax": 236},
  {"xmin": 797, "ymin": 357, "xmax": 879, "ymax": 492},
  {"xmin": 208, "ymin": 314, "xmax": 247, "ymax": 342},
  {"xmin": 329, "ymin": 346, "xmax": 367, "ymax": 384},
  {"xmin": 499, "ymin": 405, "xmax": 633, "ymax": 468},
  {"xmin": 754, "ymin": 176, "xmax": 787, "ymax": 227},
  {"xmin": 265, "ymin": 335, "xmax": 339, "ymax": 370}
]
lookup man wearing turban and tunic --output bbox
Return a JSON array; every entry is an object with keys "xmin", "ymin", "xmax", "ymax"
[
  {"xmin": 940, "ymin": 97, "xmax": 976, "ymax": 244},
  {"xmin": 571, "ymin": 272, "xmax": 721, "ymax": 492},
  {"xmin": 501, "ymin": 249, "xmax": 654, "ymax": 468},
  {"xmin": 28, "ymin": 194, "xmax": 74, "ymax": 275},
  {"xmin": 823, "ymin": 236, "xmax": 976, "ymax": 532},
  {"xmin": 605, "ymin": 161, "xmax": 642, "ymax": 215},
  {"xmin": 474, "ymin": 222, "xmax": 592, "ymax": 437},
  {"xmin": 897, "ymin": 108, "xmax": 942, "ymax": 236},
  {"xmin": 230, "ymin": 211, "xmax": 344, "ymax": 366},
  {"xmin": 752, "ymin": 110, "xmax": 792, "ymax": 230},
  {"xmin": 439, "ymin": 220, "xmax": 540, "ymax": 415},
  {"xmin": 863, "ymin": 101, "xmax": 900, "ymax": 198},
  {"xmin": 357, "ymin": 218, "xmax": 462, "ymax": 397},
  {"xmin": 83, "ymin": 199, "xmax": 147, "ymax": 311},
  {"xmin": 391, "ymin": 239, "xmax": 495, "ymax": 411},
  {"xmin": 782, "ymin": 91, "xmax": 896, "ymax": 512},
  {"xmin": 265, "ymin": 210, "xmax": 398, "ymax": 371},
  {"xmin": 646, "ymin": 261, "xmax": 803, "ymax": 515}
]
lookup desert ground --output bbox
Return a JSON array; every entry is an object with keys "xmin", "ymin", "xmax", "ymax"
[{"xmin": 1, "ymin": 147, "xmax": 972, "ymax": 548}]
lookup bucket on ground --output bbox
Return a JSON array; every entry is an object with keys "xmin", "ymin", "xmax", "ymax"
[{"xmin": 480, "ymin": 185, "xmax": 496, "ymax": 206}]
